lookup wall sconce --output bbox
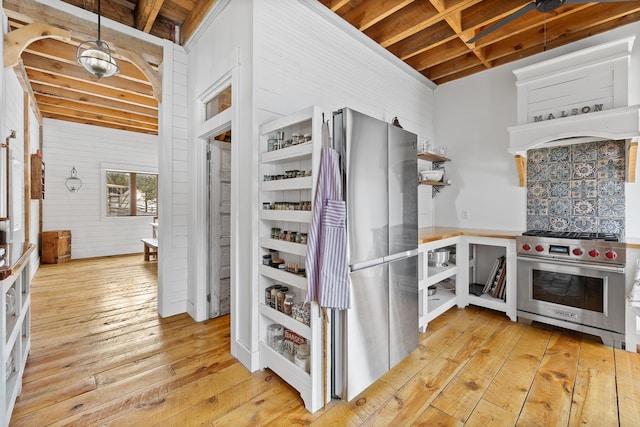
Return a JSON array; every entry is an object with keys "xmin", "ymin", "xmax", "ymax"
[{"xmin": 65, "ymin": 167, "xmax": 83, "ymax": 192}]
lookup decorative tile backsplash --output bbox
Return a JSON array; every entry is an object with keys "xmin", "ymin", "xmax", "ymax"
[{"xmin": 526, "ymin": 140, "xmax": 625, "ymax": 236}]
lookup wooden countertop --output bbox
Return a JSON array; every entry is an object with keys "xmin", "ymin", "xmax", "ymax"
[
  {"xmin": 419, "ymin": 227, "xmax": 640, "ymax": 249},
  {"xmin": 418, "ymin": 227, "xmax": 521, "ymax": 244}
]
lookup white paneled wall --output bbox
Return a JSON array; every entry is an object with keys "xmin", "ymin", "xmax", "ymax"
[
  {"xmin": 42, "ymin": 119, "xmax": 158, "ymax": 259},
  {"xmin": 253, "ymin": 0, "xmax": 436, "ymax": 227},
  {"xmin": 158, "ymin": 41, "xmax": 189, "ymax": 318},
  {"xmin": 28, "ymin": 107, "xmax": 40, "ymax": 274},
  {"xmin": 3, "ymin": 70, "xmax": 25, "ymax": 245}
]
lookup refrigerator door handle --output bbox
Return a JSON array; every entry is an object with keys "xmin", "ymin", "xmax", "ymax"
[
  {"xmin": 384, "ymin": 249, "xmax": 419, "ymax": 263},
  {"xmin": 350, "ymin": 257, "xmax": 386, "ymax": 272}
]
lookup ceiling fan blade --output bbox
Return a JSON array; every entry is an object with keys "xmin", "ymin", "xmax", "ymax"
[{"xmin": 467, "ymin": 2, "xmax": 537, "ymax": 44}]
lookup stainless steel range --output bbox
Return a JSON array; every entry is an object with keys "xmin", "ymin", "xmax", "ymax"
[{"xmin": 516, "ymin": 230, "xmax": 626, "ymax": 348}]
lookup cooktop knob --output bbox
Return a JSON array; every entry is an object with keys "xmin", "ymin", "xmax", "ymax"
[
  {"xmin": 588, "ymin": 249, "xmax": 600, "ymax": 258},
  {"xmin": 572, "ymin": 248, "xmax": 583, "ymax": 256},
  {"xmin": 522, "ymin": 244, "xmax": 531, "ymax": 251},
  {"xmin": 535, "ymin": 245, "xmax": 544, "ymax": 252},
  {"xmin": 605, "ymin": 250, "xmax": 617, "ymax": 260}
]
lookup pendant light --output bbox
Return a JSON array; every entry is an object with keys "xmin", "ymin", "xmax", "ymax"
[{"xmin": 76, "ymin": 0, "xmax": 119, "ymax": 78}]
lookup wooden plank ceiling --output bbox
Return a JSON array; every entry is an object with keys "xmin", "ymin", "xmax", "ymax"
[{"xmin": 4, "ymin": 0, "xmax": 640, "ymax": 135}]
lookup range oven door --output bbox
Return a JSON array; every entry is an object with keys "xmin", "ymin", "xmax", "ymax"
[{"xmin": 517, "ymin": 256, "xmax": 625, "ymax": 335}]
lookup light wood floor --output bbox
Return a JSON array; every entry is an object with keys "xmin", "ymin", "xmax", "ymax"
[{"xmin": 10, "ymin": 254, "xmax": 640, "ymax": 426}]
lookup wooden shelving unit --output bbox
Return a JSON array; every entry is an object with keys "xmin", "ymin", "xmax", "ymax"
[
  {"xmin": 418, "ymin": 152, "xmax": 450, "ymax": 197},
  {"xmin": 30, "ymin": 154, "xmax": 44, "ymax": 200}
]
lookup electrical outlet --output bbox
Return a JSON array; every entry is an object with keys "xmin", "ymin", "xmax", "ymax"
[{"xmin": 461, "ymin": 210, "xmax": 468, "ymax": 220}]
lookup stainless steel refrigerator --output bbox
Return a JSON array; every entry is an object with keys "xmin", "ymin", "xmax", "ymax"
[{"xmin": 331, "ymin": 108, "xmax": 419, "ymax": 401}]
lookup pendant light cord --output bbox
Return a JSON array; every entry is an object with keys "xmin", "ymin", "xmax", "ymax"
[{"xmin": 97, "ymin": 0, "xmax": 101, "ymax": 41}]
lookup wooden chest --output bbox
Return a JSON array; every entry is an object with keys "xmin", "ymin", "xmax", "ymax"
[{"xmin": 41, "ymin": 230, "xmax": 71, "ymax": 264}]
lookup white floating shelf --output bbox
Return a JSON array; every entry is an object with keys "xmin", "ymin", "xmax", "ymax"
[
  {"xmin": 261, "ymin": 142, "xmax": 313, "ymax": 164},
  {"xmin": 261, "ymin": 176, "xmax": 313, "ymax": 191},
  {"xmin": 259, "ymin": 210, "xmax": 312, "ymax": 223},
  {"xmin": 259, "ymin": 238, "xmax": 307, "ymax": 257},
  {"xmin": 259, "ymin": 265, "xmax": 308, "ymax": 291},
  {"xmin": 259, "ymin": 303, "xmax": 311, "ymax": 340}
]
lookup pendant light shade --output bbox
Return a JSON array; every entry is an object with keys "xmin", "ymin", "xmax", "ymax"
[
  {"xmin": 76, "ymin": 0, "xmax": 119, "ymax": 78},
  {"xmin": 77, "ymin": 40, "xmax": 119, "ymax": 78}
]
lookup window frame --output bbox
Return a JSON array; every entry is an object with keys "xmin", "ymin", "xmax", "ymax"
[{"xmin": 101, "ymin": 163, "xmax": 158, "ymax": 220}]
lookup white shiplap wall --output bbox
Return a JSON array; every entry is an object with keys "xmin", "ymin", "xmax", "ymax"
[
  {"xmin": 254, "ymin": 0, "xmax": 436, "ymax": 227},
  {"xmin": 42, "ymin": 119, "xmax": 158, "ymax": 259},
  {"xmin": 158, "ymin": 41, "xmax": 190, "ymax": 318},
  {"xmin": 3, "ymin": 70, "xmax": 25, "ymax": 246},
  {"xmin": 186, "ymin": 0, "xmax": 254, "ymax": 367}
]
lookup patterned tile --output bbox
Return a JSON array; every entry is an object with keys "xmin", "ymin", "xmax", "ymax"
[
  {"xmin": 549, "ymin": 216, "xmax": 570, "ymax": 231},
  {"xmin": 528, "ymin": 215, "xmax": 549, "ymax": 231},
  {"xmin": 597, "ymin": 158, "xmax": 625, "ymax": 180},
  {"xmin": 599, "ymin": 140, "xmax": 624, "ymax": 159},
  {"xmin": 528, "ymin": 198, "xmax": 548, "ymax": 216},
  {"xmin": 571, "ymin": 141, "xmax": 598, "ymax": 162},
  {"xmin": 549, "ymin": 181, "xmax": 570, "ymax": 197},
  {"xmin": 528, "ymin": 182, "xmax": 549, "ymax": 199},
  {"xmin": 572, "ymin": 162, "xmax": 596, "ymax": 179},
  {"xmin": 597, "ymin": 197, "xmax": 625, "ymax": 218},
  {"xmin": 528, "ymin": 149, "xmax": 548, "ymax": 164},
  {"xmin": 549, "ymin": 146, "xmax": 570, "ymax": 163},
  {"xmin": 549, "ymin": 163, "xmax": 570, "ymax": 181},
  {"xmin": 598, "ymin": 179, "xmax": 624, "ymax": 197},
  {"xmin": 572, "ymin": 199, "xmax": 596, "ymax": 216},
  {"xmin": 527, "ymin": 163, "xmax": 548, "ymax": 182},
  {"xmin": 526, "ymin": 140, "xmax": 625, "ymax": 236},
  {"xmin": 571, "ymin": 216, "xmax": 597, "ymax": 232},
  {"xmin": 549, "ymin": 198, "xmax": 571, "ymax": 216},
  {"xmin": 570, "ymin": 180, "xmax": 597, "ymax": 199},
  {"xmin": 599, "ymin": 218, "xmax": 624, "ymax": 234}
]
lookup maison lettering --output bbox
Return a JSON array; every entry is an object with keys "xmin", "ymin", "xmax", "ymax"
[{"xmin": 532, "ymin": 104, "xmax": 604, "ymax": 122}]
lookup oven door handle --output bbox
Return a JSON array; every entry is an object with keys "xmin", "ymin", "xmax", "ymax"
[{"xmin": 517, "ymin": 255, "xmax": 625, "ymax": 274}]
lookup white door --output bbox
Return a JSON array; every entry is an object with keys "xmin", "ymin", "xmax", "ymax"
[{"xmin": 208, "ymin": 135, "xmax": 231, "ymax": 318}]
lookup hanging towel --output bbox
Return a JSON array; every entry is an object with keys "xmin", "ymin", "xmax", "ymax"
[{"xmin": 305, "ymin": 124, "xmax": 350, "ymax": 309}]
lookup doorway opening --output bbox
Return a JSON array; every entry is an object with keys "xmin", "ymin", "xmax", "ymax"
[{"xmin": 207, "ymin": 130, "xmax": 231, "ymax": 318}]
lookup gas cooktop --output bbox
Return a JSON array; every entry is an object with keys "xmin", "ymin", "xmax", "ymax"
[{"xmin": 522, "ymin": 230, "xmax": 620, "ymax": 242}]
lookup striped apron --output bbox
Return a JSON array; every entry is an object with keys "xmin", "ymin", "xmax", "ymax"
[{"xmin": 305, "ymin": 146, "xmax": 350, "ymax": 309}]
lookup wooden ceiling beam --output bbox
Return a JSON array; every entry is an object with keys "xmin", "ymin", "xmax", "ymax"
[
  {"xmin": 25, "ymin": 67, "xmax": 158, "ymax": 109},
  {"xmin": 3, "ymin": 0, "xmax": 162, "ymax": 65},
  {"xmin": 135, "ymin": 0, "xmax": 165, "ymax": 33},
  {"xmin": 181, "ymin": 0, "xmax": 218, "ymax": 45},
  {"xmin": 23, "ymin": 37, "xmax": 151, "ymax": 83},
  {"xmin": 38, "ymin": 103, "xmax": 158, "ymax": 131},
  {"xmin": 340, "ymin": 0, "xmax": 414, "ymax": 31},
  {"xmin": 29, "ymin": 82, "xmax": 158, "ymax": 117},
  {"xmin": 365, "ymin": 0, "xmax": 482, "ymax": 47},
  {"xmin": 36, "ymin": 94, "xmax": 157, "ymax": 125},
  {"xmin": 4, "ymin": 22, "xmax": 71, "ymax": 68},
  {"xmin": 40, "ymin": 112, "xmax": 157, "ymax": 134},
  {"xmin": 21, "ymin": 51, "xmax": 155, "ymax": 98}
]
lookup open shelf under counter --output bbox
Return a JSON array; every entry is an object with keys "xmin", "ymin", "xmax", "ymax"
[
  {"xmin": 259, "ymin": 265, "xmax": 307, "ymax": 291},
  {"xmin": 261, "ymin": 142, "xmax": 313, "ymax": 164},
  {"xmin": 425, "ymin": 262, "xmax": 457, "ymax": 284},
  {"xmin": 425, "ymin": 283, "xmax": 457, "ymax": 324},
  {"xmin": 259, "ymin": 303, "xmax": 311, "ymax": 340},
  {"xmin": 259, "ymin": 210, "xmax": 312, "ymax": 223},
  {"xmin": 468, "ymin": 293, "xmax": 507, "ymax": 312},
  {"xmin": 259, "ymin": 237, "xmax": 307, "ymax": 257},
  {"xmin": 261, "ymin": 176, "xmax": 313, "ymax": 191}
]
